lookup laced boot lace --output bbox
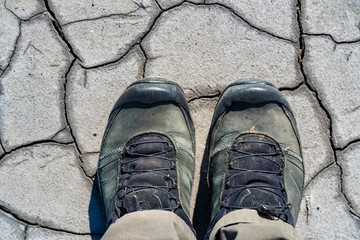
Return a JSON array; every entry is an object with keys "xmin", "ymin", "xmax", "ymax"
[
  {"xmin": 220, "ymin": 134, "xmax": 293, "ymax": 224},
  {"xmin": 110, "ymin": 133, "xmax": 195, "ymax": 233},
  {"xmin": 112, "ymin": 134, "xmax": 179, "ymax": 219}
]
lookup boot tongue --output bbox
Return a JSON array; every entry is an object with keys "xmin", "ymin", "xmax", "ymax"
[
  {"xmin": 127, "ymin": 134, "xmax": 170, "ymax": 155},
  {"xmin": 236, "ymin": 134, "xmax": 277, "ymax": 154},
  {"xmin": 231, "ymin": 134, "xmax": 282, "ymax": 172},
  {"xmin": 123, "ymin": 134, "xmax": 175, "ymax": 171}
]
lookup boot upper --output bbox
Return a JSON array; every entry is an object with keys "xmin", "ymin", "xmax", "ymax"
[{"xmin": 208, "ymin": 80, "xmax": 304, "ymax": 228}]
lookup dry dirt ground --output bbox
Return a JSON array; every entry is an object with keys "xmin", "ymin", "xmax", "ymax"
[{"xmin": 0, "ymin": 0, "xmax": 359, "ymax": 239}]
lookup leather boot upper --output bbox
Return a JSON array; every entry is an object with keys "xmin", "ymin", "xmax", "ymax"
[
  {"xmin": 97, "ymin": 78, "xmax": 196, "ymax": 230},
  {"xmin": 208, "ymin": 79, "xmax": 304, "ymax": 231}
]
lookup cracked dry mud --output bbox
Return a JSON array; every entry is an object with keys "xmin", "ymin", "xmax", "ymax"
[{"xmin": 0, "ymin": 0, "xmax": 359, "ymax": 239}]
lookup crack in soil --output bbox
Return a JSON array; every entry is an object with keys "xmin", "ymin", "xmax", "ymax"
[
  {"xmin": 303, "ymin": 33, "xmax": 360, "ymax": 44},
  {"xmin": 43, "ymin": 0, "xmax": 82, "ymax": 62},
  {"xmin": 0, "ymin": 140, "xmax": 74, "ymax": 162},
  {"xmin": 278, "ymin": 81, "xmax": 304, "ymax": 92},
  {"xmin": 62, "ymin": 7, "xmax": 142, "ymax": 27},
  {"xmin": 62, "ymin": 59, "xmax": 80, "ymax": 153},
  {"xmin": 49, "ymin": 127, "xmax": 73, "ymax": 144},
  {"xmin": 0, "ymin": 21, "xmax": 21, "ymax": 78},
  {"xmin": 3, "ymin": 0, "xmax": 21, "ymax": 21},
  {"xmin": 62, "ymin": 59, "xmax": 96, "ymax": 182},
  {"xmin": 153, "ymin": 0, "xmax": 164, "ymax": 10},
  {"xmin": 335, "ymin": 139, "xmax": 360, "ymax": 151},
  {"xmin": 139, "ymin": 44, "xmax": 149, "ymax": 79},
  {"xmin": 81, "ymin": 43, "xmax": 142, "ymax": 70},
  {"xmin": 187, "ymin": 92, "xmax": 220, "ymax": 103},
  {"xmin": 202, "ymin": 2, "xmax": 297, "ymax": 44},
  {"xmin": 23, "ymin": 225, "xmax": 28, "ymax": 240},
  {"xmin": 0, "ymin": 143, "xmax": 5, "ymax": 158},
  {"xmin": 4, "ymin": 0, "xmax": 46, "ymax": 21},
  {"xmin": 297, "ymin": 0, "xmax": 358, "ymax": 219},
  {"xmin": 0, "ymin": 205, "xmax": 98, "ymax": 236},
  {"xmin": 304, "ymin": 162, "xmax": 335, "ymax": 189},
  {"xmin": 335, "ymin": 160, "xmax": 360, "ymax": 219},
  {"xmin": 78, "ymin": 5, "xmax": 163, "ymax": 69}
]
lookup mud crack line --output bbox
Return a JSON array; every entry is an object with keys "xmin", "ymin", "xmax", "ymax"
[
  {"xmin": 43, "ymin": 0, "xmax": 82, "ymax": 61},
  {"xmin": 0, "ymin": 205, "xmax": 99, "ymax": 236},
  {"xmin": 297, "ymin": 0, "xmax": 359, "ymax": 219}
]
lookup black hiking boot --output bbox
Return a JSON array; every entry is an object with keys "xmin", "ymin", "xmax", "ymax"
[
  {"xmin": 97, "ymin": 78, "xmax": 196, "ymax": 233},
  {"xmin": 207, "ymin": 79, "xmax": 304, "ymax": 237}
]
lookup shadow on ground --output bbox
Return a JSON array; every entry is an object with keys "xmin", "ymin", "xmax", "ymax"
[
  {"xmin": 193, "ymin": 133, "xmax": 212, "ymax": 240},
  {"xmin": 88, "ymin": 179, "xmax": 107, "ymax": 239}
]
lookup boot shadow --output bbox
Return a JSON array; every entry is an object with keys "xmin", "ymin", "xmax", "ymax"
[
  {"xmin": 193, "ymin": 132, "xmax": 212, "ymax": 240},
  {"xmin": 88, "ymin": 176, "xmax": 107, "ymax": 239}
]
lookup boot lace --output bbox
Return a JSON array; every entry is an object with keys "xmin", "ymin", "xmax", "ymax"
[
  {"xmin": 115, "ymin": 137, "xmax": 180, "ymax": 214},
  {"xmin": 221, "ymin": 138, "xmax": 292, "ymax": 220}
]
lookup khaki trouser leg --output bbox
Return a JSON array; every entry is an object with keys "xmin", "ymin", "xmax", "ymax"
[
  {"xmin": 208, "ymin": 209, "xmax": 302, "ymax": 240},
  {"xmin": 102, "ymin": 209, "xmax": 301, "ymax": 240},
  {"xmin": 102, "ymin": 210, "xmax": 196, "ymax": 240}
]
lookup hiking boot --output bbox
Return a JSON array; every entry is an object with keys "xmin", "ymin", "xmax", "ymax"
[
  {"xmin": 97, "ymin": 78, "xmax": 196, "ymax": 231},
  {"xmin": 207, "ymin": 79, "xmax": 304, "ymax": 234}
]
